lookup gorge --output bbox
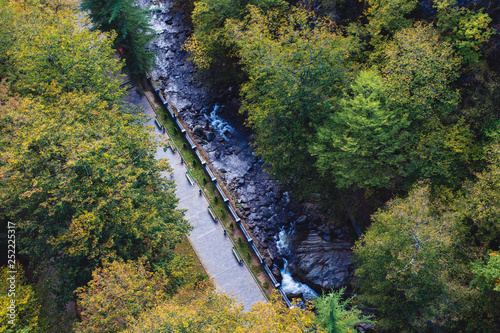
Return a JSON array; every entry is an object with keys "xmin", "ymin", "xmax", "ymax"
[{"xmin": 140, "ymin": 0, "xmax": 355, "ymax": 297}]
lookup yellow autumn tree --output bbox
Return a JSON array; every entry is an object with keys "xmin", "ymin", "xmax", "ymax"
[{"xmin": 0, "ymin": 264, "xmax": 40, "ymax": 333}]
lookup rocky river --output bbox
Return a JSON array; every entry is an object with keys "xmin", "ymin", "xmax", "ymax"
[{"xmin": 139, "ymin": 0, "xmax": 355, "ymax": 298}]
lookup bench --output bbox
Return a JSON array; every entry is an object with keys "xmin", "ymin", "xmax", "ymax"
[
  {"xmin": 208, "ymin": 207, "xmax": 218, "ymax": 222},
  {"xmin": 154, "ymin": 116, "xmax": 165, "ymax": 130},
  {"xmin": 232, "ymin": 247, "xmax": 243, "ymax": 264},
  {"xmin": 185, "ymin": 172, "xmax": 195, "ymax": 186}
]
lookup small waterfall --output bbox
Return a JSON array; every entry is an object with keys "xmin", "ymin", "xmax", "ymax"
[
  {"xmin": 276, "ymin": 229, "xmax": 318, "ymax": 301},
  {"xmin": 205, "ymin": 103, "xmax": 234, "ymax": 138}
]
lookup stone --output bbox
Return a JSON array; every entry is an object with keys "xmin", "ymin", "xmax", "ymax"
[
  {"xmin": 272, "ymin": 266, "xmax": 283, "ymax": 284},
  {"xmin": 296, "ymin": 215, "xmax": 308, "ymax": 225},
  {"xmin": 286, "ymin": 292, "xmax": 304, "ymax": 300},
  {"xmin": 265, "ymin": 258, "xmax": 273, "ymax": 269},
  {"xmin": 193, "ymin": 126, "xmax": 204, "ymax": 138},
  {"xmin": 260, "ymin": 206, "xmax": 272, "ymax": 219},
  {"xmin": 238, "ymin": 179, "xmax": 245, "ymax": 186},
  {"xmin": 273, "ymin": 257, "xmax": 284, "ymax": 269},
  {"xmin": 215, "ymin": 151, "xmax": 221, "ymax": 159},
  {"xmin": 292, "ymin": 231, "xmax": 354, "ymax": 290},
  {"xmin": 206, "ymin": 131, "xmax": 215, "ymax": 141},
  {"xmin": 236, "ymin": 209, "xmax": 245, "ymax": 219},
  {"xmin": 357, "ymin": 323, "xmax": 374, "ymax": 332}
]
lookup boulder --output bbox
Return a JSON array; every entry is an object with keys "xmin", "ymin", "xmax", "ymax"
[
  {"xmin": 206, "ymin": 131, "xmax": 215, "ymax": 141},
  {"xmin": 286, "ymin": 292, "xmax": 304, "ymax": 300},
  {"xmin": 273, "ymin": 256, "xmax": 285, "ymax": 269},
  {"xmin": 292, "ymin": 231, "xmax": 354, "ymax": 290},
  {"xmin": 271, "ymin": 266, "xmax": 283, "ymax": 284}
]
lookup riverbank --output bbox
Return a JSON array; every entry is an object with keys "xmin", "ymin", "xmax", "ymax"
[{"xmin": 141, "ymin": 0, "xmax": 355, "ymax": 297}]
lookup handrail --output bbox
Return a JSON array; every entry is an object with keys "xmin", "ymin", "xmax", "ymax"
[{"xmin": 145, "ymin": 76, "xmax": 297, "ymax": 306}]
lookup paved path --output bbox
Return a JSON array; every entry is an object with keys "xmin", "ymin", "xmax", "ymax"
[{"xmin": 125, "ymin": 87, "xmax": 267, "ymax": 310}]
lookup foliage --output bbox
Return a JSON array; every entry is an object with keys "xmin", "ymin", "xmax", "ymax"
[
  {"xmin": 365, "ymin": 0, "xmax": 417, "ymax": 37},
  {"xmin": 81, "ymin": 0, "xmax": 155, "ymax": 78},
  {"xmin": 381, "ymin": 23, "xmax": 479, "ymax": 187},
  {"xmin": 312, "ymin": 70, "xmax": 412, "ymax": 190},
  {"xmin": 0, "ymin": 3, "xmax": 189, "ymax": 304},
  {"xmin": 9, "ymin": 5, "xmax": 123, "ymax": 102},
  {"xmin": 314, "ymin": 287, "xmax": 372, "ymax": 333},
  {"xmin": 75, "ymin": 259, "xmax": 169, "ymax": 333},
  {"xmin": 0, "ymin": 265, "xmax": 40, "ymax": 333},
  {"xmin": 184, "ymin": 0, "xmax": 288, "ymax": 86},
  {"xmin": 436, "ymin": 0, "xmax": 493, "ymax": 65},
  {"xmin": 354, "ymin": 183, "xmax": 465, "ymax": 331},
  {"xmin": 0, "ymin": 90, "xmax": 189, "ymax": 302},
  {"xmin": 454, "ymin": 143, "xmax": 500, "ymax": 249},
  {"xmin": 125, "ymin": 289, "xmax": 321, "ymax": 332},
  {"xmin": 0, "ymin": 0, "xmax": 15, "ymax": 81},
  {"xmin": 230, "ymin": 6, "xmax": 349, "ymax": 192},
  {"xmin": 472, "ymin": 250, "xmax": 500, "ymax": 292},
  {"xmin": 382, "ymin": 23, "xmax": 460, "ymax": 123}
]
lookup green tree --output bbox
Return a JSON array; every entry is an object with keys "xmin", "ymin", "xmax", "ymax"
[
  {"xmin": 465, "ymin": 250, "xmax": 500, "ymax": 331},
  {"xmin": 473, "ymin": 251, "xmax": 500, "ymax": 292},
  {"xmin": 381, "ymin": 23, "xmax": 477, "ymax": 187},
  {"xmin": 354, "ymin": 183, "xmax": 466, "ymax": 331},
  {"xmin": 435, "ymin": 0, "xmax": 493, "ymax": 65},
  {"xmin": 184, "ymin": 0, "xmax": 288, "ymax": 86},
  {"xmin": 0, "ymin": 0, "xmax": 16, "ymax": 81},
  {"xmin": 81, "ymin": 0, "xmax": 155, "ymax": 78},
  {"xmin": 382, "ymin": 23, "xmax": 460, "ymax": 123},
  {"xmin": 454, "ymin": 143, "xmax": 500, "ymax": 249},
  {"xmin": 365, "ymin": 0, "xmax": 417, "ymax": 37},
  {"xmin": 230, "ymin": 6, "xmax": 349, "ymax": 192},
  {"xmin": 311, "ymin": 70, "xmax": 412, "ymax": 190},
  {"xmin": 314, "ymin": 287, "xmax": 372, "ymax": 333}
]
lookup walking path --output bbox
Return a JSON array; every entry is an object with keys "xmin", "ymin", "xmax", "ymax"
[{"xmin": 125, "ymin": 86, "xmax": 267, "ymax": 311}]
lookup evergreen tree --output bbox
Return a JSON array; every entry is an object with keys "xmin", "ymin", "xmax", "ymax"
[
  {"xmin": 314, "ymin": 287, "xmax": 372, "ymax": 333},
  {"xmin": 311, "ymin": 70, "xmax": 412, "ymax": 190},
  {"xmin": 81, "ymin": 0, "xmax": 155, "ymax": 78}
]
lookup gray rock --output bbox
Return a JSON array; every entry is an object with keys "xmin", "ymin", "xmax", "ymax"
[
  {"xmin": 272, "ymin": 266, "xmax": 283, "ymax": 284},
  {"xmin": 206, "ymin": 131, "xmax": 215, "ymax": 141},
  {"xmin": 296, "ymin": 215, "xmax": 308, "ymax": 225},
  {"xmin": 193, "ymin": 125, "xmax": 204, "ymax": 138},
  {"xmin": 260, "ymin": 206, "xmax": 272, "ymax": 219},
  {"xmin": 293, "ymin": 231, "xmax": 354, "ymax": 290}
]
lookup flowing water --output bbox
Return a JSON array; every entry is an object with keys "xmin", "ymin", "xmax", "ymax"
[
  {"xmin": 139, "ymin": 0, "xmax": 335, "ymax": 298},
  {"xmin": 205, "ymin": 104, "xmax": 235, "ymax": 138},
  {"xmin": 276, "ymin": 229, "xmax": 319, "ymax": 301}
]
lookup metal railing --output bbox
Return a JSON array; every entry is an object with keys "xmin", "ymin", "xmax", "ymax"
[{"xmin": 146, "ymin": 76, "xmax": 293, "ymax": 307}]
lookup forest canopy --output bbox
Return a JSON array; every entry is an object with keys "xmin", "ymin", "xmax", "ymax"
[{"xmin": 185, "ymin": 0, "xmax": 500, "ymax": 330}]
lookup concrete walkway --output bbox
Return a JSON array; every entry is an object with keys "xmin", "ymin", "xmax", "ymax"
[{"xmin": 125, "ymin": 87, "xmax": 267, "ymax": 310}]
